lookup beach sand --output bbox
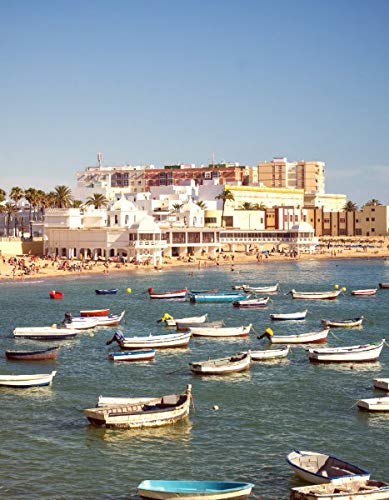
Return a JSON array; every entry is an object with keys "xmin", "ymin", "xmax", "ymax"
[{"xmin": 0, "ymin": 242, "xmax": 388, "ymax": 282}]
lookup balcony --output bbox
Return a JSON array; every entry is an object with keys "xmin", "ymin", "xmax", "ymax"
[{"xmin": 129, "ymin": 239, "xmax": 168, "ymax": 248}]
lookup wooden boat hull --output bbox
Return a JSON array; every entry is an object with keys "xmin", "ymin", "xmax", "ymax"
[
  {"xmin": 165, "ymin": 314, "xmax": 208, "ymax": 327},
  {"xmin": 84, "ymin": 385, "xmax": 192, "ymax": 429},
  {"xmin": 95, "ymin": 289, "xmax": 118, "ymax": 295},
  {"xmin": 379, "ymin": 283, "xmax": 389, "ymax": 289},
  {"xmin": 80, "ymin": 309, "xmax": 110, "ymax": 317},
  {"xmin": 120, "ymin": 332, "xmax": 191, "ymax": 350},
  {"xmin": 270, "ymin": 329, "xmax": 329, "ymax": 344},
  {"xmin": 357, "ymin": 397, "xmax": 389, "ymax": 411},
  {"xmin": 0, "ymin": 370, "xmax": 56, "ymax": 387},
  {"xmin": 189, "ymin": 324, "xmax": 252, "ymax": 337},
  {"xmin": 250, "ymin": 346, "xmax": 290, "ymax": 361},
  {"xmin": 308, "ymin": 341, "xmax": 384, "ymax": 363},
  {"xmin": 190, "ymin": 353, "xmax": 251, "ymax": 375},
  {"xmin": 321, "ymin": 317, "xmax": 363, "ymax": 328},
  {"xmin": 5, "ymin": 346, "xmax": 59, "ymax": 361},
  {"xmin": 290, "ymin": 480, "xmax": 389, "ymax": 500},
  {"xmin": 286, "ymin": 450, "xmax": 370, "ymax": 486},
  {"xmin": 13, "ymin": 327, "xmax": 78, "ymax": 340},
  {"xmin": 137, "ymin": 480, "xmax": 254, "ymax": 500},
  {"xmin": 148, "ymin": 289, "xmax": 187, "ymax": 299},
  {"xmin": 351, "ymin": 289, "xmax": 377, "ymax": 296},
  {"xmin": 109, "ymin": 350, "xmax": 155, "ymax": 362},
  {"xmin": 270, "ymin": 310, "xmax": 307, "ymax": 321},
  {"xmin": 289, "ymin": 289, "xmax": 341, "ymax": 300},
  {"xmin": 373, "ymin": 378, "xmax": 389, "ymax": 391}
]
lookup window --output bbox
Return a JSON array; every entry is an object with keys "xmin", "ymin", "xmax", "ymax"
[
  {"xmin": 372, "ymin": 228, "xmax": 375, "ymax": 232},
  {"xmin": 372, "ymin": 217, "xmax": 375, "ymax": 221},
  {"xmin": 205, "ymin": 217, "xmax": 217, "ymax": 224},
  {"xmin": 366, "ymin": 217, "xmax": 370, "ymax": 221}
]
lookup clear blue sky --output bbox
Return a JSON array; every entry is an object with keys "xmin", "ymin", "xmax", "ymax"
[{"xmin": 1, "ymin": 0, "xmax": 389, "ymax": 205}]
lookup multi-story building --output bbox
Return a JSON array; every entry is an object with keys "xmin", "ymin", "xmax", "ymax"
[{"xmin": 257, "ymin": 157, "xmax": 325, "ymax": 194}]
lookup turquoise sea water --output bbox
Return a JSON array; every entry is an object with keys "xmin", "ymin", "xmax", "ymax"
[{"xmin": 0, "ymin": 258, "xmax": 389, "ymax": 499}]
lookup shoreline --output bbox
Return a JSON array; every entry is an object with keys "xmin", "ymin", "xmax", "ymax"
[{"xmin": 1, "ymin": 247, "xmax": 389, "ymax": 284}]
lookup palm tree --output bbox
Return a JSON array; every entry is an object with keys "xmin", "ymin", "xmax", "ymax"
[
  {"xmin": 85, "ymin": 193, "xmax": 109, "ymax": 209},
  {"xmin": 9, "ymin": 187, "xmax": 24, "ymax": 206},
  {"xmin": 170, "ymin": 203, "xmax": 184, "ymax": 214},
  {"xmin": 253, "ymin": 202, "xmax": 266, "ymax": 210},
  {"xmin": 24, "ymin": 187, "xmax": 38, "ymax": 236},
  {"xmin": 363, "ymin": 198, "xmax": 382, "ymax": 207},
  {"xmin": 343, "ymin": 200, "xmax": 358, "ymax": 212},
  {"xmin": 3, "ymin": 202, "xmax": 17, "ymax": 236},
  {"xmin": 215, "ymin": 188, "xmax": 235, "ymax": 227},
  {"xmin": 54, "ymin": 185, "xmax": 73, "ymax": 208},
  {"xmin": 0, "ymin": 189, "xmax": 6, "ymax": 203},
  {"xmin": 195, "ymin": 200, "xmax": 207, "ymax": 210},
  {"xmin": 240, "ymin": 202, "xmax": 254, "ymax": 210},
  {"xmin": 72, "ymin": 199, "xmax": 83, "ymax": 208}
]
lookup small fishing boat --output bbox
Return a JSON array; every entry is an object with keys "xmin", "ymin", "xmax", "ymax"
[
  {"xmin": 286, "ymin": 450, "xmax": 370, "ymax": 485},
  {"xmin": 80, "ymin": 308, "xmax": 110, "ymax": 317},
  {"xmin": 378, "ymin": 283, "xmax": 389, "ymax": 289},
  {"xmin": 189, "ymin": 291, "xmax": 247, "ymax": 303},
  {"xmin": 351, "ymin": 288, "xmax": 377, "ymax": 296},
  {"xmin": 270, "ymin": 310, "xmax": 308, "ymax": 321},
  {"xmin": 71, "ymin": 311, "xmax": 125, "ymax": 328},
  {"xmin": 373, "ymin": 378, "xmax": 389, "ymax": 391},
  {"xmin": 5, "ymin": 346, "xmax": 59, "ymax": 361},
  {"xmin": 189, "ymin": 324, "xmax": 252, "ymax": 337},
  {"xmin": 289, "ymin": 289, "xmax": 342, "ymax": 300},
  {"xmin": 290, "ymin": 480, "xmax": 389, "ymax": 500},
  {"xmin": 49, "ymin": 290, "xmax": 63, "ymax": 300},
  {"xmin": 0, "ymin": 370, "xmax": 57, "ymax": 388},
  {"xmin": 232, "ymin": 297, "xmax": 269, "ymax": 308},
  {"xmin": 190, "ymin": 352, "xmax": 251, "ymax": 375},
  {"xmin": 108, "ymin": 349, "xmax": 155, "ymax": 362},
  {"xmin": 357, "ymin": 397, "xmax": 389, "ymax": 412},
  {"xmin": 164, "ymin": 314, "xmax": 208, "ymax": 327},
  {"xmin": 308, "ymin": 340, "xmax": 385, "ymax": 363},
  {"xmin": 176, "ymin": 320, "xmax": 224, "ymax": 332},
  {"xmin": 268, "ymin": 329, "xmax": 329, "ymax": 344},
  {"xmin": 137, "ymin": 480, "xmax": 255, "ymax": 500},
  {"xmin": 13, "ymin": 327, "xmax": 79, "ymax": 340},
  {"xmin": 242, "ymin": 283, "xmax": 279, "ymax": 294},
  {"xmin": 148, "ymin": 288, "xmax": 187, "ymax": 300},
  {"xmin": 119, "ymin": 332, "xmax": 192, "ymax": 350},
  {"xmin": 321, "ymin": 317, "xmax": 364, "ymax": 328},
  {"xmin": 250, "ymin": 346, "xmax": 290, "ymax": 361},
  {"xmin": 95, "ymin": 289, "xmax": 118, "ymax": 295},
  {"xmin": 84, "ymin": 384, "xmax": 192, "ymax": 429}
]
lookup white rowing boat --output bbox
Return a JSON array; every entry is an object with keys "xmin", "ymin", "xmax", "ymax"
[
  {"xmin": 351, "ymin": 288, "xmax": 377, "ymax": 296},
  {"xmin": 286, "ymin": 450, "xmax": 370, "ymax": 485},
  {"xmin": 373, "ymin": 378, "xmax": 389, "ymax": 391},
  {"xmin": 269, "ymin": 329, "xmax": 329, "ymax": 344},
  {"xmin": 250, "ymin": 346, "xmax": 290, "ymax": 361},
  {"xmin": 0, "ymin": 370, "xmax": 57, "ymax": 388},
  {"xmin": 289, "ymin": 289, "xmax": 342, "ymax": 300},
  {"xmin": 270, "ymin": 310, "xmax": 307, "ymax": 321},
  {"xmin": 308, "ymin": 340, "xmax": 385, "ymax": 363},
  {"xmin": 189, "ymin": 324, "xmax": 252, "ymax": 337},
  {"xmin": 321, "ymin": 317, "xmax": 364, "ymax": 328},
  {"xmin": 232, "ymin": 297, "xmax": 269, "ymax": 308},
  {"xmin": 290, "ymin": 480, "xmax": 389, "ymax": 499},
  {"xmin": 119, "ymin": 332, "xmax": 191, "ymax": 349},
  {"xmin": 165, "ymin": 314, "xmax": 208, "ymax": 327},
  {"xmin": 13, "ymin": 326, "xmax": 79, "ymax": 340},
  {"xmin": 190, "ymin": 352, "xmax": 251, "ymax": 375},
  {"xmin": 241, "ymin": 283, "xmax": 279, "ymax": 293},
  {"xmin": 108, "ymin": 349, "xmax": 155, "ymax": 362},
  {"xmin": 357, "ymin": 397, "xmax": 389, "ymax": 412}
]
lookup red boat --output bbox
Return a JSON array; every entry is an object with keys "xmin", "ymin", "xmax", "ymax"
[
  {"xmin": 49, "ymin": 290, "xmax": 64, "ymax": 300},
  {"xmin": 5, "ymin": 346, "xmax": 59, "ymax": 361},
  {"xmin": 148, "ymin": 288, "xmax": 187, "ymax": 299},
  {"xmin": 80, "ymin": 308, "xmax": 110, "ymax": 317}
]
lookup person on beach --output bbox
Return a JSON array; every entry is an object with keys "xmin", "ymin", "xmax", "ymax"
[{"xmin": 257, "ymin": 327, "xmax": 274, "ymax": 341}]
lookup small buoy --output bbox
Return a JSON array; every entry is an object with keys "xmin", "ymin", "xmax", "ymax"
[
  {"xmin": 213, "ymin": 405, "xmax": 219, "ymax": 411},
  {"xmin": 341, "ymin": 287, "xmax": 347, "ymax": 292},
  {"xmin": 126, "ymin": 288, "xmax": 132, "ymax": 293},
  {"xmin": 334, "ymin": 284, "xmax": 339, "ymax": 289}
]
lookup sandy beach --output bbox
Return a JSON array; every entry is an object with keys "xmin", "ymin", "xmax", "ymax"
[{"xmin": 1, "ymin": 240, "xmax": 388, "ymax": 282}]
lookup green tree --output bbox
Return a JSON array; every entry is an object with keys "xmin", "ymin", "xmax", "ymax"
[
  {"xmin": 363, "ymin": 198, "xmax": 382, "ymax": 208},
  {"xmin": 72, "ymin": 199, "xmax": 83, "ymax": 208},
  {"xmin": 343, "ymin": 200, "xmax": 358, "ymax": 212},
  {"xmin": 9, "ymin": 187, "xmax": 24, "ymax": 206},
  {"xmin": 195, "ymin": 200, "xmax": 207, "ymax": 210},
  {"xmin": 54, "ymin": 185, "xmax": 73, "ymax": 208},
  {"xmin": 85, "ymin": 193, "xmax": 109, "ymax": 209},
  {"xmin": 215, "ymin": 188, "xmax": 235, "ymax": 227},
  {"xmin": 240, "ymin": 202, "xmax": 254, "ymax": 210},
  {"xmin": 3, "ymin": 202, "xmax": 17, "ymax": 236},
  {"xmin": 170, "ymin": 203, "xmax": 184, "ymax": 213},
  {"xmin": 0, "ymin": 189, "xmax": 6, "ymax": 203}
]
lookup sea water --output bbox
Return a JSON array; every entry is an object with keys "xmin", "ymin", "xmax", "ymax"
[{"xmin": 0, "ymin": 258, "xmax": 388, "ymax": 499}]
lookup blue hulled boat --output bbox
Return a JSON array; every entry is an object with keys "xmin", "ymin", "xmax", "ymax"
[
  {"xmin": 137, "ymin": 480, "xmax": 255, "ymax": 499},
  {"xmin": 189, "ymin": 291, "xmax": 247, "ymax": 303},
  {"xmin": 95, "ymin": 289, "xmax": 118, "ymax": 295}
]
